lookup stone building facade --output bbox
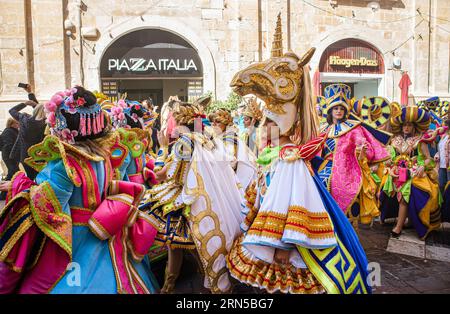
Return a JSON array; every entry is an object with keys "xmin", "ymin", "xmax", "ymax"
[{"xmin": 0, "ymin": 0, "xmax": 449, "ymax": 127}]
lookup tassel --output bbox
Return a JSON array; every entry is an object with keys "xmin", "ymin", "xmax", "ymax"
[
  {"xmin": 80, "ymin": 114, "xmax": 86, "ymax": 136},
  {"xmin": 96, "ymin": 112, "xmax": 102, "ymax": 133},
  {"xmin": 100, "ymin": 111, "xmax": 104, "ymax": 129},
  {"xmin": 87, "ymin": 115, "xmax": 91, "ymax": 135},
  {"xmin": 93, "ymin": 113, "xmax": 98, "ymax": 134}
]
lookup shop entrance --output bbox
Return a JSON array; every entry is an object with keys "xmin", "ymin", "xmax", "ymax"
[
  {"xmin": 318, "ymin": 38, "xmax": 385, "ymax": 100},
  {"xmin": 100, "ymin": 28, "xmax": 204, "ymax": 106}
]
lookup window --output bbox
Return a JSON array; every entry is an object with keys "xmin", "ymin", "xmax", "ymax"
[{"xmin": 187, "ymin": 80, "xmax": 203, "ymax": 102}]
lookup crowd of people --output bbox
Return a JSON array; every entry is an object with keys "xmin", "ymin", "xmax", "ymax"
[{"xmin": 0, "ymin": 16, "xmax": 448, "ymax": 295}]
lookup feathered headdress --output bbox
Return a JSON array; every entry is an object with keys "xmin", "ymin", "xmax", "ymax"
[
  {"xmin": 44, "ymin": 86, "xmax": 107, "ymax": 144},
  {"xmin": 172, "ymin": 101, "xmax": 206, "ymax": 126},
  {"xmin": 242, "ymin": 97, "xmax": 263, "ymax": 121},
  {"xmin": 209, "ymin": 109, "xmax": 233, "ymax": 126}
]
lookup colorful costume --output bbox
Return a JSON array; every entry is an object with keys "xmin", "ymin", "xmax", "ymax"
[
  {"xmin": 0, "ymin": 87, "xmax": 158, "ymax": 294},
  {"xmin": 239, "ymin": 98, "xmax": 262, "ymax": 157},
  {"xmin": 380, "ymin": 106, "xmax": 444, "ymax": 239},
  {"xmin": 318, "ymin": 85, "xmax": 391, "ymax": 225},
  {"xmin": 142, "ymin": 101, "xmax": 244, "ymax": 293},
  {"xmin": 105, "ymin": 100, "xmax": 158, "ymax": 187},
  {"xmin": 209, "ymin": 109, "xmax": 257, "ymax": 192},
  {"xmin": 226, "ymin": 15, "xmax": 371, "ymax": 294}
]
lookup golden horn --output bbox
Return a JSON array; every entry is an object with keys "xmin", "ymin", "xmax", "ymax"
[{"xmin": 271, "ymin": 13, "xmax": 283, "ymax": 58}]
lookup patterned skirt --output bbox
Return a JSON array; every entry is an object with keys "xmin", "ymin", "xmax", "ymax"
[
  {"xmin": 226, "ymin": 235, "xmax": 325, "ymax": 294},
  {"xmin": 147, "ymin": 204, "xmax": 196, "ymax": 250}
]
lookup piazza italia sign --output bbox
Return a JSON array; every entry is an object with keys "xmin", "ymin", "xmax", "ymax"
[{"xmin": 101, "ymin": 47, "xmax": 203, "ymax": 78}]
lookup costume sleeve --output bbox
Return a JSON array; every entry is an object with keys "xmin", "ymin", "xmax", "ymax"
[
  {"xmin": 0, "ymin": 160, "xmax": 74, "ymax": 285},
  {"xmin": 359, "ymin": 126, "xmax": 390, "ymax": 163},
  {"xmin": 153, "ymin": 146, "xmax": 169, "ymax": 172},
  {"xmin": 223, "ymin": 133, "xmax": 239, "ymax": 169},
  {"xmin": 117, "ymin": 152, "xmax": 132, "ymax": 181},
  {"xmin": 28, "ymin": 93, "xmax": 38, "ymax": 103},
  {"xmin": 166, "ymin": 135, "xmax": 193, "ymax": 183},
  {"xmin": 9, "ymin": 103, "xmax": 28, "ymax": 122},
  {"xmin": 240, "ymin": 181, "xmax": 259, "ymax": 232},
  {"xmin": 35, "ymin": 159, "xmax": 74, "ymax": 216}
]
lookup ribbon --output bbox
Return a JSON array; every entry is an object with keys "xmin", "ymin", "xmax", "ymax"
[{"xmin": 87, "ymin": 180, "xmax": 158, "ymax": 294}]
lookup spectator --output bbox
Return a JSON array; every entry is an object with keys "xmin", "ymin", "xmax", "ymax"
[
  {"xmin": 0, "ymin": 117, "xmax": 20, "ymax": 200},
  {"xmin": 141, "ymin": 98, "xmax": 154, "ymax": 111},
  {"xmin": 9, "ymin": 85, "xmax": 46, "ymax": 180},
  {"xmin": 435, "ymin": 119, "xmax": 450, "ymax": 194},
  {"xmin": 0, "ymin": 117, "xmax": 20, "ymax": 179}
]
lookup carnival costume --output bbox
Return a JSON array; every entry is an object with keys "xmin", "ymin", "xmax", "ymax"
[
  {"xmin": 209, "ymin": 109, "xmax": 257, "ymax": 191},
  {"xmin": 379, "ymin": 105, "xmax": 444, "ymax": 239},
  {"xmin": 0, "ymin": 87, "xmax": 159, "ymax": 294},
  {"xmin": 317, "ymin": 84, "xmax": 391, "ymax": 225},
  {"xmin": 226, "ymin": 15, "xmax": 371, "ymax": 294},
  {"xmin": 351, "ymin": 97, "xmax": 402, "ymax": 193},
  {"xmin": 141, "ymin": 101, "xmax": 244, "ymax": 293},
  {"xmin": 104, "ymin": 99, "xmax": 158, "ymax": 187},
  {"xmin": 240, "ymin": 97, "xmax": 262, "ymax": 156}
]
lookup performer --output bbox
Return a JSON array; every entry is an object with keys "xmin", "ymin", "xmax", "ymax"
[
  {"xmin": 106, "ymin": 99, "xmax": 158, "ymax": 187},
  {"xmin": 142, "ymin": 101, "xmax": 244, "ymax": 294},
  {"xmin": 380, "ymin": 105, "xmax": 443, "ymax": 239},
  {"xmin": 226, "ymin": 14, "xmax": 371, "ymax": 294},
  {"xmin": 209, "ymin": 108, "xmax": 257, "ymax": 192},
  {"xmin": 0, "ymin": 86, "xmax": 159, "ymax": 293},
  {"xmin": 351, "ymin": 97, "xmax": 402, "ymax": 198},
  {"xmin": 239, "ymin": 98, "xmax": 262, "ymax": 156},
  {"xmin": 436, "ymin": 119, "xmax": 450, "ymax": 223},
  {"xmin": 318, "ymin": 84, "xmax": 391, "ymax": 226}
]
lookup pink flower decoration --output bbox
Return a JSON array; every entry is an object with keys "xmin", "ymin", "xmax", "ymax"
[
  {"xmin": 45, "ymin": 101, "xmax": 57, "ymax": 113},
  {"xmin": 47, "ymin": 112, "xmax": 56, "ymax": 126},
  {"xmin": 135, "ymin": 105, "xmax": 141, "ymax": 110},
  {"xmin": 76, "ymin": 97, "xmax": 86, "ymax": 106},
  {"xmin": 118, "ymin": 113, "xmax": 125, "ymax": 120},
  {"xmin": 111, "ymin": 106, "xmax": 122, "ymax": 115},
  {"xmin": 64, "ymin": 89, "xmax": 72, "ymax": 96},
  {"xmin": 51, "ymin": 94, "xmax": 63, "ymax": 106},
  {"xmin": 61, "ymin": 128, "xmax": 78, "ymax": 143},
  {"xmin": 118, "ymin": 99, "xmax": 127, "ymax": 108}
]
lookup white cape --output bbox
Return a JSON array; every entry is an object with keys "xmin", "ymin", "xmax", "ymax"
[{"xmin": 182, "ymin": 136, "xmax": 244, "ymax": 293}]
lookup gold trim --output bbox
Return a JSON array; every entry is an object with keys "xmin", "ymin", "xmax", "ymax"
[
  {"xmin": 185, "ymin": 161, "xmax": 231, "ymax": 293},
  {"xmin": 226, "ymin": 235, "xmax": 325, "ymax": 294},
  {"xmin": 88, "ymin": 217, "xmax": 111, "ymax": 240},
  {"xmin": 0, "ymin": 216, "xmax": 34, "ymax": 261}
]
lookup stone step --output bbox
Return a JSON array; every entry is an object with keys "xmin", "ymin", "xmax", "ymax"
[{"xmin": 386, "ymin": 223, "xmax": 450, "ymax": 263}]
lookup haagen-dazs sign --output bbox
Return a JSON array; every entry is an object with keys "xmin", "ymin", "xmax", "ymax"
[{"xmin": 101, "ymin": 47, "xmax": 203, "ymax": 78}]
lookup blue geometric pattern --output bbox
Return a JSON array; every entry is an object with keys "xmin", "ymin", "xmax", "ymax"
[
  {"xmin": 318, "ymin": 160, "xmax": 333, "ymax": 189},
  {"xmin": 296, "ymin": 174, "xmax": 372, "ymax": 294},
  {"xmin": 324, "ymin": 84, "xmax": 352, "ymax": 100}
]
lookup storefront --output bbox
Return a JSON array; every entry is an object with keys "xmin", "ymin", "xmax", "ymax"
[
  {"xmin": 100, "ymin": 28, "xmax": 204, "ymax": 105},
  {"xmin": 319, "ymin": 38, "xmax": 385, "ymax": 100}
]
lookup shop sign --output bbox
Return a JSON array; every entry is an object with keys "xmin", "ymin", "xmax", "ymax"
[
  {"xmin": 329, "ymin": 56, "xmax": 378, "ymax": 68},
  {"xmin": 101, "ymin": 47, "xmax": 203, "ymax": 78}
]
